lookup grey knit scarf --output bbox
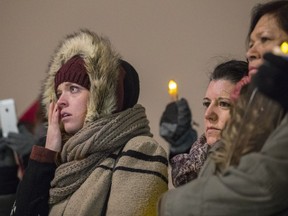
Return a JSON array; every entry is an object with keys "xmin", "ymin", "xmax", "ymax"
[{"xmin": 49, "ymin": 104, "xmax": 152, "ymax": 204}]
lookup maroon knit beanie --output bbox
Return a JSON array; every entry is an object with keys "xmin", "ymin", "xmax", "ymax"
[{"xmin": 54, "ymin": 55, "xmax": 90, "ymax": 92}]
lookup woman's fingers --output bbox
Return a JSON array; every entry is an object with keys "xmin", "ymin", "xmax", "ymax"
[
  {"xmin": 46, "ymin": 101, "xmax": 62, "ymax": 152},
  {"xmin": 48, "ymin": 102, "xmax": 55, "ymax": 124},
  {"xmin": 48, "ymin": 101, "xmax": 61, "ymax": 125}
]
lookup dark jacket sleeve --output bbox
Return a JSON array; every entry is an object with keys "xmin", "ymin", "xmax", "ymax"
[{"xmin": 11, "ymin": 144, "xmax": 57, "ymax": 216}]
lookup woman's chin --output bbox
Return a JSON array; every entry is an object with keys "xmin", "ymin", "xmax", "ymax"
[
  {"xmin": 63, "ymin": 125, "xmax": 80, "ymax": 135},
  {"xmin": 206, "ymin": 136, "xmax": 221, "ymax": 146}
]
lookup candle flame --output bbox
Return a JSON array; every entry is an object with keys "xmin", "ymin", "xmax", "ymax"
[
  {"xmin": 168, "ymin": 80, "xmax": 178, "ymax": 96},
  {"xmin": 280, "ymin": 41, "xmax": 288, "ymax": 54}
]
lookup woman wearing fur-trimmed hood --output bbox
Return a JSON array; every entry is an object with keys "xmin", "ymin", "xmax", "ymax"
[
  {"xmin": 12, "ymin": 29, "xmax": 168, "ymax": 216},
  {"xmin": 43, "ymin": 29, "xmax": 127, "ymax": 122}
]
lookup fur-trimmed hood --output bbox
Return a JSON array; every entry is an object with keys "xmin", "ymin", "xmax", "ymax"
[{"xmin": 42, "ymin": 29, "xmax": 121, "ymax": 122}]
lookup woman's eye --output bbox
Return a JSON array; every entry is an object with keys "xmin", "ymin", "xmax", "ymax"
[
  {"xmin": 70, "ymin": 86, "xmax": 79, "ymax": 93},
  {"xmin": 56, "ymin": 92, "xmax": 61, "ymax": 99},
  {"xmin": 260, "ymin": 36, "xmax": 270, "ymax": 43},
  {"xmin": 219, "ymin": 101, "xmax": 231, "ymax": 108},
  {"xmin": 202, "ymin": 101, "xmax": 210, "ymax": 108}
]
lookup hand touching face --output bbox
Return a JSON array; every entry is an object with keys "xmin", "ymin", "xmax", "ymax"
[
  {"xmin": 45, "ymin": 82, "xmax": 90, "ymax": 152},
  {"xmin": 45, "ymin": 102, "xmax": 62, "ymax": 152}
]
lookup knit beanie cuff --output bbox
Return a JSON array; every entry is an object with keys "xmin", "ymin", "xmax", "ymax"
[{"xmin": 54, "ymin": 55, "xmax": 90, "ymax": 92}]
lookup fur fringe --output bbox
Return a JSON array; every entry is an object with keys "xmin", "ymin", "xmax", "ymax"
[{"xmin": 41, "ymin": 29, "xmax": 121, "ymax": 123}]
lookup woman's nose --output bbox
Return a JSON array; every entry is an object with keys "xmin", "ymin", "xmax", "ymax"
[
  {"xmin": 56, "ymin": 94, "xmax": 67, "ymax": 108},
  {"xmin": 246, "ymin": 44, "xmax": 261, "ymax": 63},
  {"xmin": 205, "ymin": 105, "xmax": 218, "ymax": 122}
]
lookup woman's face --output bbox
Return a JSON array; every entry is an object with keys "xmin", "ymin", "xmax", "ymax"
[
  {"xmin": 246, "ymin": 14, "xmax": 288, "ymax": 76},
  {"xmin": 56, "ymin": 82, "xmax": 90, "ymax": 135},
  {"xmin": 203, "ymin": 79, "xmax": 235, "ymax": 145}
]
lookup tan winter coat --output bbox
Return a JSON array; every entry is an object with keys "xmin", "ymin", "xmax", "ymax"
[{"xmin": 49, "ymin": 136, "xmax": 168, "ymax": 216}]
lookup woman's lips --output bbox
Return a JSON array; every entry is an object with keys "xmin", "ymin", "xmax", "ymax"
[
  {"xmin": 249, "ymin": 66, "xmax": 258, "ymax": 76},
  {"xmin": 206, "ymin": 127, "xmax": 220, "ymax": 132},
  {"xmin": 61, "ymin": 112, "xmax": 71, "ymax": 120}
]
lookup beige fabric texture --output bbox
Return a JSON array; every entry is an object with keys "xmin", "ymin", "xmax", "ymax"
[{"xmin": 49, "ymin": 136, "xmax": 168, "ymax": 216}]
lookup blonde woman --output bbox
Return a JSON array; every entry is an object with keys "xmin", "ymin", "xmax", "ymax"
[{"xmin": 12, "ymin": 30, "xmax": 168, "ymax": 216}]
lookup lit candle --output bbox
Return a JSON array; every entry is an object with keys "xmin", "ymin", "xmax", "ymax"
[
  {"xmin": 273, "ymin": 41, "xmax": 288, "ymax": 56},
  {"xmin": 168, "ymin": 79, "xmax": 178, "ymax": 101}
]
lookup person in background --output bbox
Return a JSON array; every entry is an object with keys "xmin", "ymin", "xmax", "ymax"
[
  {"xmin": 158, "ymin": 1, "xmax": 288, "ymax": 215},
  {"xmin": 12, "ymin": 29, "xmax": 168, "ymax": 216},
  {"xmin": 160, "ymin": 60, "xmax": 248, "ymax": 187},
  {"xmin": 11, "ymin": 99, "xmax": 47, "ymax": 167},
  {"xmin": 0, "ymin": 98, "xmax": 46, "ymax": 216},
  {"xmin": 0, "ymin": 133, "xmax": 19, "ymax": 216},
  {"xmin": 246, "ymin": 0, "xmax": 288, "ymax": 77}
]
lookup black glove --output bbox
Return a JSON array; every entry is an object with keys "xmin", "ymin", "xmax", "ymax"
[
  {"xmin": 252, "ymin": 52, "xmax": 288, "ymax": 111},
  {"xmin": 0, "ymin": 124, "xmax": 35, "ymax": 157},
  {"xmin": 0, "ymin": 129, "xmax": 17, "ymax": 167},
  {"xmin": 160, "ymin": 98, "xmax": 197, "ymax": 157}
]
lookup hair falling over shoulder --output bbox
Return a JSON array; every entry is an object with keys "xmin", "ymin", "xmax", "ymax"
[{"xmin": 212, "ymin": 84, "xmax": 284, "ymax": 172}]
